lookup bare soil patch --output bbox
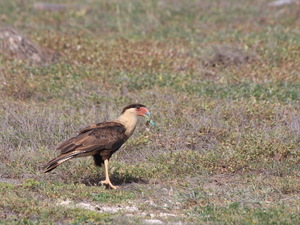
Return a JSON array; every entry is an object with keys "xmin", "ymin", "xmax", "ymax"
[{"xmin": 204, "ymin": 45, "xmax": 256, "ymax": 68}]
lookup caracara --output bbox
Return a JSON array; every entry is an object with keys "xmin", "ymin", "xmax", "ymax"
[{"xmin": 44, "ymin": 103, "xmax": 151, "ymax": 189}]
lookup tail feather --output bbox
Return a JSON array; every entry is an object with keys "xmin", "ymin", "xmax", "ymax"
[{"xmin": 44, "ymin": 153, "xmax": 78, "ymax": 173}]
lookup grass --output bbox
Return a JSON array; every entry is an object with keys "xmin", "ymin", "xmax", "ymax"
[{"xmin": 0, "ymin": 0, "xmax": 300, "ymax": 224}]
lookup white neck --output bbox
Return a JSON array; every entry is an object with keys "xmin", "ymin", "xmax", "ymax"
[{"xmin": 114, "ymin": 109, "xmax": 138, "ymax": 137}]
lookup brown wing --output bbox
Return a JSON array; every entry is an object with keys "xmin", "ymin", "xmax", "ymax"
[{"xmin": 56, "ymin": 122, "xmax": 128, "ymax": 155}]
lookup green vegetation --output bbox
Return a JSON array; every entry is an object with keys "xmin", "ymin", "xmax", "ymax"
[{"xmin": 0, "ymin": 0, "xmax": 299, "ymax": 224}]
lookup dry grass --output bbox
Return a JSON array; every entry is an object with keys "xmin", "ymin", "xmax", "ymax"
[{"xmin": 0, "ymin": 0, "xmax": 300, "ymax": 224}]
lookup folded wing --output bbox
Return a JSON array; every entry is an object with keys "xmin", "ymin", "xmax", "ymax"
[{"xmin": 44, "ymin": 122, "xmax": 127, "ymax": 172}]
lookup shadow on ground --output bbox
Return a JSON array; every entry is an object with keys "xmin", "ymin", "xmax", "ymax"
[{"xmin": 79, "ymin": 174, "xmax": 148, "ymax": 187}]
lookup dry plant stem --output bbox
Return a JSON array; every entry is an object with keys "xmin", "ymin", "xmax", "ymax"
[{"xmin": 100, "ymin": 159, "xmax": 118, "ymax": 189}]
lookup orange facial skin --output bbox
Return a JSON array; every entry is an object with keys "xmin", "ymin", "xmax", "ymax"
[{"xmin": 136, "ymin": 107, "xmax": 150, "ymax": 117}]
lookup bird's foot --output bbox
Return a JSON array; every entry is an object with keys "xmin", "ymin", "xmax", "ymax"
[{"xmin": 100, "ymin": 179, "xmax": 119, "ymax": 189}]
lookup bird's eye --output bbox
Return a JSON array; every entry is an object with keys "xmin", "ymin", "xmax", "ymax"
[{"xmin": 136, "ymin": 106, "xmax": 140, "ymax": 109}]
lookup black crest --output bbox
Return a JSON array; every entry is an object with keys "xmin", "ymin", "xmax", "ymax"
[{"xmin": 122, "ymin": 103, "xmax": 146, "ymax": 113}]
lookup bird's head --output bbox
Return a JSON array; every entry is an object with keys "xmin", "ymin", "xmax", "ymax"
[{"xmin": 122, "ymin": 103, "xmax": 150, "ymax": 117}]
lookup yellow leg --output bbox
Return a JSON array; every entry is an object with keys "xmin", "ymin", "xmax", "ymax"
[{"xmin": 100, "ymin": 159, "xmax": 118, "ymax": 189}]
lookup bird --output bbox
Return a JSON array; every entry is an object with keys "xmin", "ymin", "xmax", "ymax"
[{"xmin": 43, "ymin": 103, "xmax": 151, "ymax": 189}]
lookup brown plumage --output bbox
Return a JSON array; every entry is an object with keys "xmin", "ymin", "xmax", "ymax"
[{"xmin": 44, "ymin": 104, "xmax": 150, "ymax": 189}]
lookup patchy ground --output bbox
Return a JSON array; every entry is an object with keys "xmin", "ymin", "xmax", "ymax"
[{"xmin": 1, "ymin": 0, "xmax": 300, "ymax": 224}]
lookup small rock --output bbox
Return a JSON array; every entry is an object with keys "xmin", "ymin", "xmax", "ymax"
[
  {"xmin": 125, "ymin": 206, "xmax": 139, "ymax": 212},
  {"xmin": 158, "ymin": 213, "xmax": 177, "ymax": 217},
  {"xmin": 268, "ymin": 0, "xmax": 297, "ymax": 7},
  {"xmin": 76, "ymin": 202, "xmax": 96, "ymax": 211},
  {"xmin": 161, "ymin": 188, "xmax": 168, "ymax": 193},
  {"xmin": 58, "ymin": 200, "xmax": 71, "ymax": 206},
  {"xmin": 0, "ymin": 27, "xmax": 58, "ymax": 65},
  {"xmin": 143, "ymin": 219, "xmax": 164, "ymax": 225},
  {"xmin": 145, "ymin": 200, "xmax": 157, "ymax": 207}
]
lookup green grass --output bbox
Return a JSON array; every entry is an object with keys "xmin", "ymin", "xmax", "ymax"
[
  {"xmin": 0, "ymin": 0, "xmax": 300, "ymax": 224},
  {"xmin": 188, "ymin": 205, "xmax": 300, "ymax": 225}
]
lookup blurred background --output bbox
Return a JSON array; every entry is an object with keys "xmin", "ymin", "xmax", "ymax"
[{"xmin": 0, "ymin": 0, "xmax": 299, "ymax": 224}]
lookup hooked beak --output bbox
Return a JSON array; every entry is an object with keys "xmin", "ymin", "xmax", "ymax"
[{"xmin": 145, "ymin": 111, "xmax": 150, "ymax": 117}]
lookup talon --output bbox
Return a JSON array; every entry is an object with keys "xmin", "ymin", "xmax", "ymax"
[{"xmin": 100, "ymin": 180, "xmax": 119, "ymax": 189}]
